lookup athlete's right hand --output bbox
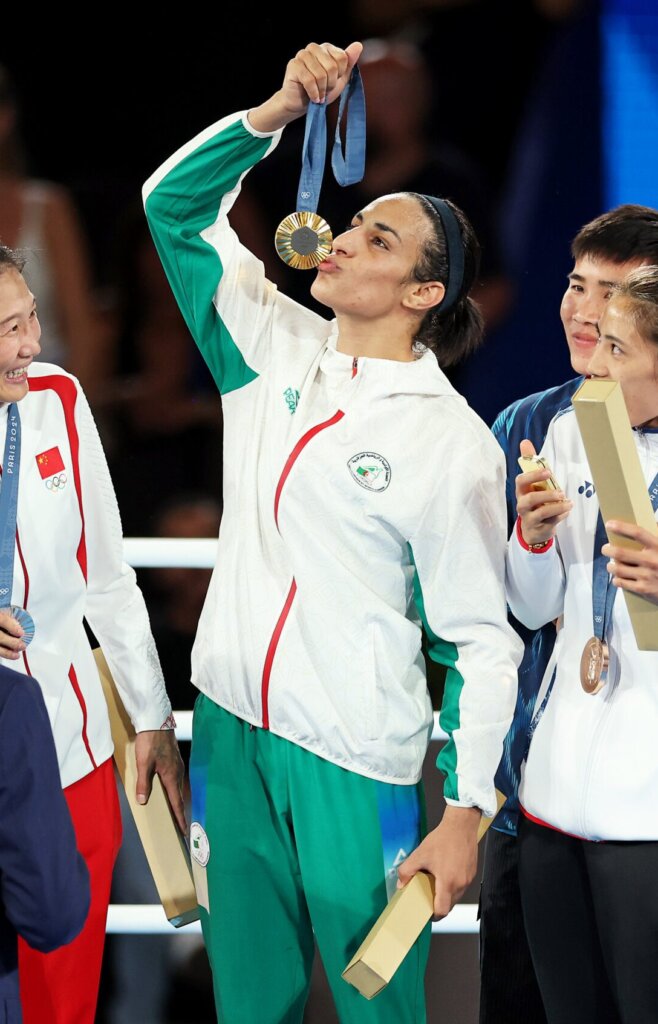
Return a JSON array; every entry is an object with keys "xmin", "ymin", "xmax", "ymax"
[
  {"xmin": 0, "ymin": 610, "xmax": 26, "ymax": 661},
  {"xmin": 280, "ymin": 41, "xmax": 363, "ymax": 111},
  {"xmin": 248, "ymin": 41, "xmax": 363, "ymax": 133},
  {"xmin": 516, "ymin": 439, "xmax": 572, "ymax": 547}
]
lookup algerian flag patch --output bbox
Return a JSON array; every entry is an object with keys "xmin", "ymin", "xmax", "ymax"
[{"xmin": 347, "ymin": 452, "xmax": 391, "ymax": 492}]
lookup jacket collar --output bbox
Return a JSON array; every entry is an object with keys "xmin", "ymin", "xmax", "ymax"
[{"xmin": 321, "ymin": 326, "xmax": 460, "ymax": 399}]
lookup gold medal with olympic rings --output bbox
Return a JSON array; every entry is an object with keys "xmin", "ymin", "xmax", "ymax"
[{"xmin": 275, "ymin": 211, "xmax": 333, "ymax": 270}]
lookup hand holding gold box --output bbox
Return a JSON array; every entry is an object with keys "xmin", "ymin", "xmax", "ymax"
[
  {"xmin": 572, "ymin": 379, "xmax": 658, "ymax": 651},
  {"xmin": 342, "ymin": 789, "xmax": 506, "ymax": 999},
  {"xmin": 94, "ymin": 648, "xmax": 199, "ymax": 926}
]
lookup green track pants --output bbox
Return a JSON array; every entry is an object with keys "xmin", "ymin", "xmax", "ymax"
[{"xmin": 189, "ymin": 695, "xmax": 430, "ymax": 1023}]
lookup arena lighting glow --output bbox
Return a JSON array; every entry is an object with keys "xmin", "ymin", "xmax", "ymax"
[{"xmin": 602, "ymin": 0, "xmax": 658, "ymax": 207}]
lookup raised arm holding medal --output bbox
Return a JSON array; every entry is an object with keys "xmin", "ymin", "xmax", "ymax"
[
  {"xmin": 144, "ymin": 40, "xmax": 522, "ymax": 1024},
  {"xmin": 271, "ymin": 44, "xmax": 365, "ymax": 270},
  {"xmin": 506, "ymin": 267, "xmax": 658, "ymax": 1022}
]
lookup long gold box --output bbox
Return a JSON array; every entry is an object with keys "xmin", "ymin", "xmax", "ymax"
[
  {"xmin": 342, "ymin": 790, "xmax": 506, "ymax": 999},
  {"xmin": 572, "ymin": 379, "xmax": 658, "ymax": 651},
  {"xmin": 94, "ymin": 648, "xmax": 199, "ymax": 926}
]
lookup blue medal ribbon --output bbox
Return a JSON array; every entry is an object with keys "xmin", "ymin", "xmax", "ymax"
[
  {"xmin": 331, "ymin": 65, "xmax": 366, "ymax": 189},
  {"xmin": 297, "ymin": 65, "xmax": 366, "ymax": 215},
  {"xmin": 525, "ymin": 461, "xmax": 658, "ymax": 747},
  {"xmin": 0, "ymin": 405, "xmax": 34, "ymax": 645}
]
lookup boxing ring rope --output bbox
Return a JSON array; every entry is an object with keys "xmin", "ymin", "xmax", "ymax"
[
  {"xmin": 106, "ymin": 903, "xmax": 479, "ymax": 935},
  {"xmin": 172, "ymin": 710, "xmax": 448, "ymax": 744},
  {"xmin": 107, "ymin": 538, "xmax": 479, "ymax": 936}
]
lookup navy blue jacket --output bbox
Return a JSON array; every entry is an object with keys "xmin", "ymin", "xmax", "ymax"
[
  {"xmin": 0, "ymin": 666, "xmax": 89, "ymax": 1023},
  {"xmin": 492, "ymin": 376, "xmax": 583, "ymax": 834}
]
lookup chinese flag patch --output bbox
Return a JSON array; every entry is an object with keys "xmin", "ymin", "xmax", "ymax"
[{"xmin": 36, "ymin": 446, "xmax": 65, "ymax": 479}]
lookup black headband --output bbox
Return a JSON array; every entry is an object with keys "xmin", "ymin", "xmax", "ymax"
[{"xmin": 422, "ymin": 195, "xmax": 465, "ymax": 315}]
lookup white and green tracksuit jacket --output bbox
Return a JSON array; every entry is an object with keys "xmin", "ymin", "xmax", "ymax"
[{"xmin": 143, "ymin": 110, "xmax": 522, "ymax": 818}]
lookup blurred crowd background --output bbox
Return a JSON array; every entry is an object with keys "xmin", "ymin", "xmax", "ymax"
[{"xmin": 1, "ymin": 0, "xmax": 654, "ymax": 1020}]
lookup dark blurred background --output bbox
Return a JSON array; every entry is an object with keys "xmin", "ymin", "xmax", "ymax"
[
  {"xmin": 3, "ymin": 1, "xmax": 656, "ymax": 1020},
  {"xmin": 2, "ymin": 0, "xmax": 608, "ymax": 452}
]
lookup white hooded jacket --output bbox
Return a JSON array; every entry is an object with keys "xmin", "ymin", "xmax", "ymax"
[
  {"xmin": 143, "ymin": 111, "xmax": 522, "ymax": 816},
  {"xmin": 507, "ymin": 408, "xmax": 658, "ymax": 839}
]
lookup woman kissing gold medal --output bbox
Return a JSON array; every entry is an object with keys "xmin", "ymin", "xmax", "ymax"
[{"xmin": 275, "ymin": 64, "xmax": 366, "ymax": 269}]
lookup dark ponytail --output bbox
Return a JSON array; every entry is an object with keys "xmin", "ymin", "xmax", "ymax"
[{"xmin": 409, "ymin": 193, "xmax": 484, "ymax": 367}]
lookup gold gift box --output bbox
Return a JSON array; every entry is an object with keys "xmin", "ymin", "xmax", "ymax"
[
  {"xmin": 342, "ymin": 790, "xmax": 506, "ymax": 999},
  {"xmin": 572, "ymin": 379, "xmax": 658, "ymax": 652},
  {"xmin": 94, "ymin": 648, "xmax": 199, "ymax": 926}
]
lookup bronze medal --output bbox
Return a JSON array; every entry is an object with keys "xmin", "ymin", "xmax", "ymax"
[
  {"xmin": 580, "ymin": 636, "xmax": 609, "ymax": 695},
  {"xmin": 275, "ymin": 211, "xmax": 333, "ymax": 270}
]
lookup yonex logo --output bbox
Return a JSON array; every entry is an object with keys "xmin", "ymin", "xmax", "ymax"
[{"xmin": 578, "ymin": 480, "xmax": 595, "ymax": 498}]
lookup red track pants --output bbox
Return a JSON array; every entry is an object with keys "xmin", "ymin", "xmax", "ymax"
[{"xmin": 19, "ymin": 757, "xmax": 122, "ymax": 1024}]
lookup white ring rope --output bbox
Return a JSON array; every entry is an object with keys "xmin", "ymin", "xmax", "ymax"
[
  {"xmin": 124, "ymin": 537, "xmax": 218, "ymax": 568},
  {"xmin": 172, "ymin": 710, "xmax": 447, "ymax": 743},
  {"xmin": 111, "ymin": 537, "xmax": 468, "ymax": 935},
  {"xmin": 106, "ymin": 904, "xmax": 479, "ymax": 935}
]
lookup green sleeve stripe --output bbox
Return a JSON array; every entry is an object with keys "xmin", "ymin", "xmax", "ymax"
[
  {"xmin": 408, "ymin": 543, "xmax": 464, "ymax": 802},
  {"xmin": 145, "ymin": 120, "xmax": 271, "ymax": 395}
]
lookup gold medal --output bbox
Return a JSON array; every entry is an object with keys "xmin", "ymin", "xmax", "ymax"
[
  {"xmin": 275, "ymin": 211, "xmax": 333, "ymax": 270},
  {"xmin": 580, "ymin": 636, "xmax": 609, "ymax": 695}
]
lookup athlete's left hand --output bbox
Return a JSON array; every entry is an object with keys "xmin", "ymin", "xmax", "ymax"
[
  {"xmin": 396, "ymin": 806, "xmax": 481, "ymax": 919},
  {"xmin": 135, "ymin": 729, "xmax": 187, "ymax": 834},
  {"xmin": 602, "ymin": 520, "xmax": 658, "ymax": 602}
]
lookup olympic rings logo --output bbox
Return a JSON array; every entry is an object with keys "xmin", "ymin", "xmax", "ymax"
[{"xmin": 45, "ymin": 473, "xmax": 67, "ymax": 491}]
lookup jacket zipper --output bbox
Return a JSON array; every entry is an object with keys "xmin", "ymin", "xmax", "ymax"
[
  {"xmin": 577, "ymin": 676, "xmax": 617, "ymax": 837},
  {"xmin": 261, "ymin": 409, "xmax": 346, "ymax": 728}
]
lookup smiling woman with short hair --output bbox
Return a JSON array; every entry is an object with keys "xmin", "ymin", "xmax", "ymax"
[
  {"xmin": 0, "ymin": 244, "xmax": 184, "ymax": 1024},
  {"xmin": 508, "ymin": 265, "xmax": 658, "ymax": 1022}
]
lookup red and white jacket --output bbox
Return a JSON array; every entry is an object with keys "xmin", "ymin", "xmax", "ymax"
[{"xmin": 1, "ymin": 363, "xmax": 172, "ymax": 788}]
